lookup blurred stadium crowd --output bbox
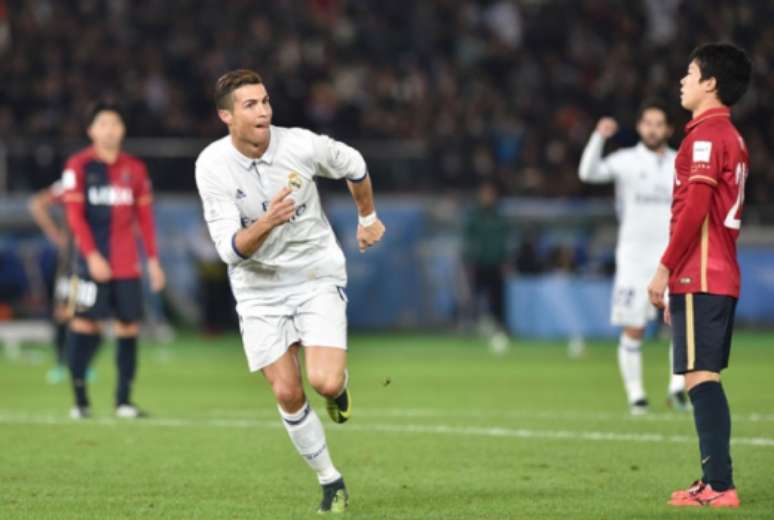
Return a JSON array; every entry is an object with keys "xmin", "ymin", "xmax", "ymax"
[
  {"xmin": 2, "ymin": 0, "xmax": 774, "ymax": 203},
  {"xmin": 0, "ymin": 0, "xmax": 774, "ymax": 332}
]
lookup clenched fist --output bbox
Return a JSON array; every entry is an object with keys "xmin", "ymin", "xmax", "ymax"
[
  {"xmin": 264, "ymin": 187, "xmax": 296, "ymax": 228},
  {"xmin": 596, "ymin": 117, "xmax": 619, "ymax": 139},
  {"xmin": 357, "ymin": 219, "xmax": 386, "ymax": 253}
]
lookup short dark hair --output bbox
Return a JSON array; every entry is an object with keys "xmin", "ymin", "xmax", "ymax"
[
  {"xmin": 88, "ymin": 100, "xmax": 125, "ymax": 126},
  {"xmin": 214, "ymin": 69, "xmax": 263, "ymax": 110},
  {"xmin": 689, "ymin": 43, "xmax": 752, "ymax": 106},
  {"xmin": 637, "ymin": 99, "xmax": 671, "ymax": 124}
]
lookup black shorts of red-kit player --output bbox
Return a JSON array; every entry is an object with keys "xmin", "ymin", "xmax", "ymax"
[
  {"xmin": 670, "ymin": 293, "xmax": 737, "ymax": 375},
  {"xmin": 74, "ymin": 278, "xmax": 144, "ymax": 323}
]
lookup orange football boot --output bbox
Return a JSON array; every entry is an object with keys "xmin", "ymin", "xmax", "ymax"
[{"xmin": 669, "ymin": 481, "xmax": 740, "ymax": 508}]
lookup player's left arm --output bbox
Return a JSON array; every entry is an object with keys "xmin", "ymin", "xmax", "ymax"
[
  {"xmin": 347, "ymin": 175, "xmax": 386, "ymax": 253},
  {"xmin": 134, "ymin": 163, "xmax": 165, "ymax": 292},
  {"xmin": 648, "ymin": 136, "xmax": 721, "ymax": 307},
  {"xmin": 310, "ymin": 132, "xmax": 386, "ymax": 252}
]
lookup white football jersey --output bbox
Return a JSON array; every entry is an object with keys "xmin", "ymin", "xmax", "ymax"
[
  {"xmin": 579, "ymin": 132, "xmax": 675, "ymax": 280},
  {"xmin": 195, "ymin": 126, "xmax": 367, "ymax": 309}
]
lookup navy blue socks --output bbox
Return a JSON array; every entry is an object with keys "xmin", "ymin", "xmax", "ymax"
[
  {"xmin": 116, "ymin": 336, "xmax": 138, "ymax": 406},
  {"xmin": 67, "ymin": 332, "xmax": 101, "ymax": 407},
  {"xmin": 689, "ymin": 381, "xmax": 733, "ymax": 491}
]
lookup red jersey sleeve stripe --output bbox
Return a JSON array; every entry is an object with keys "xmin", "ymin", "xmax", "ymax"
[{"xmin": 688, "ymin": 175, "xmax": 718, "ymax": 186}]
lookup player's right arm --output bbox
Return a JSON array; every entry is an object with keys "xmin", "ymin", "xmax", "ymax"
[
  {"xmin": 61, "ymin": 162, "xmax": 112, "ymax": 282},
  {"xmin": 233, "ymin": 187, "xmax": 295, "ymax": 258},
  {"xmin": 195, "ymin": 161, "xmax": 295, "ymax": 264},
  {"xmin": 578, "ymin": 117, "xmax": 619, "ymax": 183}
]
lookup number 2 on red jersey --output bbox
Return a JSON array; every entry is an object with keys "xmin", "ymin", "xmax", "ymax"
[{"xmin": 724, "ymin": 162, "xmax": 747, "ymax": 230}]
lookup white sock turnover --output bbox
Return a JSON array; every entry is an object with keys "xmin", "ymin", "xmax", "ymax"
[
  {"xmin": 279, "ymin": 402, "xmax": 341, "ymax": 485},
  {"xmin": 618, "ymin": 333, "xmax": 645, "ymax": 404}
]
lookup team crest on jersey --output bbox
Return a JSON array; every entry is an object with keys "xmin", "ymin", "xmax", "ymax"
[{"xmin": 288, "ymin": 171, "xmax": 302, "ymax": 190}]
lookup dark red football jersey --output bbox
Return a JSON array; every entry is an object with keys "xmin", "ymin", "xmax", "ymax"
[
  {"xmin": 666, "ymin": 107, "xmax": 748, "ymax": 297},
  {"xmin": 62, "ymin": 147, "xmax": 158, "ymax": 279}
]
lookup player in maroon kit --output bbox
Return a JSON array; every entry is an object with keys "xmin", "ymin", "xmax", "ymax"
[
  {"xmin": 648, "ymin": 43, "xmax": 752, "ymax": 508},
  {"xmin": 61, "ymin": 102, "xmax": 165, "ymax": 419}
]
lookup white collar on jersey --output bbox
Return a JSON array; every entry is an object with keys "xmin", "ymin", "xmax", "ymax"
[
  {"xmin": 228, "ymin": 126, "xmax": 278, "ymax": 170},
  {"xmin": 636, "ymin": 141, "xmax": 670, "ymax": 158}
]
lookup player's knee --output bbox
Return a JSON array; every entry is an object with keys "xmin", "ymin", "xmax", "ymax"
[
  {"xmin": 685, "ymin": 370, "xmax": 720, "ymax": 391},
  {"xmin": 70, "ymin": 317, "xmax": 100, "ymax": 335},
  {"xmin": 309, "ymin": 372, "xmax": 344, "ymax": 399},
  {"xmin": 272, "ymin": 381, "xmax": 305, "ymax": 411},
  {"xmin": 115, "ymin": 321, "xmax": 139, "ymax": 337},
  {"xmin": 623, "ymin": 327, "xmax": 645, "ymax": 341}
]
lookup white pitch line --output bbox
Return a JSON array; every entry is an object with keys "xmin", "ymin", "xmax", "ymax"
[
  {"xmin": 1, "ymin": 413, "xmax": 773, "ymax": 448},
  {"xmin": 202, "ymin": 407, "xmax": 774, "ymax": 424}
]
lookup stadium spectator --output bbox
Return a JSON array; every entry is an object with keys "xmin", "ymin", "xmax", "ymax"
[{"xmin": 463, "ymin": 181, "xmax": 509, "ymax": 326}]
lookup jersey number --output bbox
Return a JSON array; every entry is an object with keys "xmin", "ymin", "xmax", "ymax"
[{"xmin": 724, "ymin": 162, "xmax": 747, "ymax": 230}]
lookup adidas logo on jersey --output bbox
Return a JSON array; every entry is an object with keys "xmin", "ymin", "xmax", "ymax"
[{"xmin": 236, "ymin": 188, "xmax": 246, "ymax": 199}]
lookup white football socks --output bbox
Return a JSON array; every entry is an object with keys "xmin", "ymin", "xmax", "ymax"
[
  {"xmin": 618, "ymin": 333, "xmax": 646, "ymax": 404},
  {"xmin": 668, "ymin": 344, "xmax": 685, "ymax": 394},
  {"xmin": 279, "ymin": 402, "xmax": 341, "ymax": 485}
]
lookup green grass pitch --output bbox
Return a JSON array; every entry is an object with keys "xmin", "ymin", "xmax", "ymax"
[{"xmin": 2, "ymin": 331, "xmax": 773, "ymax": 519}]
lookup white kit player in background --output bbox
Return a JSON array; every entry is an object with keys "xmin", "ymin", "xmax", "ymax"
[
  {"xmin": 578, "ymin": 101, "xmax": 688, "ymax": 415},
  {"xmin": 195, "ymin": 70, "xmax": 386, "ymax": 514}
]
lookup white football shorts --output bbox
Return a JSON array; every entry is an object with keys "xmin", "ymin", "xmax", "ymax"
[
  {"xmin": 610, "ymin": 277, "xmax": 657, "ymax": 328},
  {"xmin": 238, "ymin": 284, "xmax": 348, "ymax": 372}
]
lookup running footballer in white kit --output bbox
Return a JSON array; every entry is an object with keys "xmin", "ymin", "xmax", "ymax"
[
  {"xmin": 195, "ymin": 70, "xmax": 386, "ymax": 514},
  {"xmin": 579, "ymin": 101, "xmax": 687, "ymax": 415}
]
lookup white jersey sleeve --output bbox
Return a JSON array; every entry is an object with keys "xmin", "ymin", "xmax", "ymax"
[
  {"xmin": 305, "ymin": 130, "xmax": 368, "ymax": 181},
  {"xmin": 194, "ymin": 159, "xmax": 244, "ymax": 266},
  {"xmin": 578, "ymin": 132, "xmax": 622, "ymax": 184}
]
